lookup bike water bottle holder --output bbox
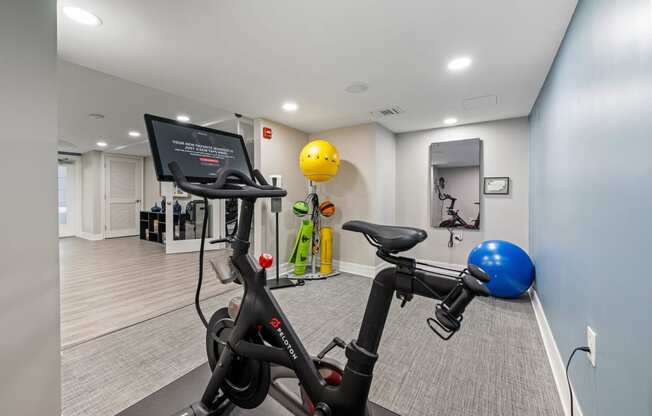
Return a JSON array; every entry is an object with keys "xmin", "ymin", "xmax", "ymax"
[
  {"xmin": 427, "ymin": 285, "xmax": 464, "ymax": 341},
  {"xmin": 427, "ymin": 305, "xmax": 463, "ymax": 341}
]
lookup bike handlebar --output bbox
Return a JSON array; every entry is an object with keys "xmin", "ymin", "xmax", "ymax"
[{"xmin": 168, "ymin": 161, "xmax": 287, "ymax": 200}]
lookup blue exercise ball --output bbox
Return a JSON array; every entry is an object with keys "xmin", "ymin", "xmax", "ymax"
[{"xmin": 467, "ymin": 240, "xmax": 534, "ymax": 298}]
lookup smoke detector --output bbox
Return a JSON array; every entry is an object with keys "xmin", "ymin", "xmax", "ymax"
[{"xmin": 370, "ymin": 106, "xmax": 404, "ymax": 118}]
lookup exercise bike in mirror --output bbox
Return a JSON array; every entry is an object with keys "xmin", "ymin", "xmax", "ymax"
[{"xmin": 429, "ymin": 138, "xmax": 481, "ymax": 231}]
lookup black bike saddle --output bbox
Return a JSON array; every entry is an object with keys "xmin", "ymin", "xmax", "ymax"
[{"xmin": 343, "ymin": 220, "xmax": 427, "ymax": 253}]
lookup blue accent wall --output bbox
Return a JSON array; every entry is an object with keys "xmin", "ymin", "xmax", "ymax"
[{"xmin": 529, "ymin": 0, "xmax": 652, "ymax": 414}]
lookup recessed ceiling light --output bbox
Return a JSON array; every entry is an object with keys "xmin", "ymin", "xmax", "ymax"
[
  {"xmin": 447, "ymin": 56, "xmax": 472, "ymax": 72},
  {"xmin": 96, "ymin": 141, "xmax": 108, "ymax": 147},
  {"xmin": 443, "ymin": 117, "xmax": 458, "ymax": 125},
  {"xmin": 176, "ymin": 115, "xmax": 190, "ymax": 122},
  {"xmin": 282, "ymin": 102, "xmax": 298, "ymax": 112},
  {"xmin": 128, "ymin": 131, "xmax": 141, "ymax": 138},
  {"xmin": 63, "ymin": 6, "xmax": 102, "ymax": 26},
  {"xmin": 345, "ymin": 82, "xmax": 369, "ymax": 94}
]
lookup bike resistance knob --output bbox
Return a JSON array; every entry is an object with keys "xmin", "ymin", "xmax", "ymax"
[{"xmin": 259, "ymin": 253, "xmax": 274, "ymax": 269}]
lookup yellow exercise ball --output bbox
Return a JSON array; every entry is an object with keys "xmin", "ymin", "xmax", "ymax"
[{"xmin": 299, "ymin": 139, "xmax": 340, "ymax": 182}]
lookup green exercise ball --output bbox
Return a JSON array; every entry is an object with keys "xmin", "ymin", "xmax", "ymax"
[{"xmin": 292, "ymin": 201, "xmax": 309, "ymax": 217}]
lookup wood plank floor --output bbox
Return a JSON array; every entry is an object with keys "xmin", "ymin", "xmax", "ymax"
[{"xmin": 59, "ymin": 237, "xmax": 235, "ymax": 348}]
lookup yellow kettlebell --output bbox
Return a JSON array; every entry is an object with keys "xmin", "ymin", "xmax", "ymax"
[{"xmin": 299, "ymin": 139, "xmax": 340, "ymax": 182}]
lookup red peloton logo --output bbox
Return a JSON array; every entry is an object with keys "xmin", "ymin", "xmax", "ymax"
[{"xmin": 269, "ymin": 317, "xmax": 297, "ymax": 360}]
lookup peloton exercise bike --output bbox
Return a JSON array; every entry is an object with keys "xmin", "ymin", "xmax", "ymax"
[
  {"xmin": 435, "ymin": 177, "xmax": 480, "ymax": 230},
  {"xmin": 144, "ymin": 114, "xmax": 492, "ymax": 416}
]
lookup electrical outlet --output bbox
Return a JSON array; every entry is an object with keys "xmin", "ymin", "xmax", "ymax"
[{"xmin": 587, "ymin": 326, "xmax": 597, "ymax": 367}]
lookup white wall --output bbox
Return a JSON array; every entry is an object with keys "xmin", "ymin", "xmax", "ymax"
[
  {"xmin": 143, "ymin": 156, "xmax": 161, "ymax": 210},
  {"xmin": 255, "ymin": 119, "xmax": 310, "ymax": 262},
  {"xmin": 81, "ymin": 150, "xmax": 103, "ymax": 236},
  {"xmin": 374, "ymin": 124, "xmax": 397, "ymax": 225},
  {"xmin": 310, "ymin": 123, "xmax": 398, "ymax": 269},
  {"xmin": 310, "ymin": 124, "xmax": 378, "ymax": 267},
  {"xmin": 0, "ymin": 1, "xmax": 60, "ymax": 414},
  {"xmin": 397, "ymin": 117, "xmax": 529, "ymax": 265},
  {"xmin": 373, "ymin": 124, "xmax": 397, "ymax": 265}
]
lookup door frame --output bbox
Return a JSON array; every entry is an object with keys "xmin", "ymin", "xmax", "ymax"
[
  {"xmin": 103, "ymin": 153, "xmax": 144, "ymax": 238},
  {"xmin": 57, "ymin": 155, "xmax": 82, "ymax": 238}
]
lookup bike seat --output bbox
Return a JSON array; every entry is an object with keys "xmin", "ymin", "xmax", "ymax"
[{"xmin": 343, "ymin": 220, "xmax": 427, "ymax": 253}]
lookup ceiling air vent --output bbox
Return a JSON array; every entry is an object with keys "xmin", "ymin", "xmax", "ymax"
[
  {"xmin": 371, "ymin": 106, "xmax": 403, "ymax": 118},
  {"xmin": 463, "ymin": 95, "xmax": 498, "ymax": 110}
]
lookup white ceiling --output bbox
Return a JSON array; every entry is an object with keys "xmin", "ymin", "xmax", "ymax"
[
  {"xmin": 57, "ymin": 0, "xmax": 577, "ymax": 134},
  {"xmin": 58, "ymin": 60, "xmax": 234, "ymax": 156}
]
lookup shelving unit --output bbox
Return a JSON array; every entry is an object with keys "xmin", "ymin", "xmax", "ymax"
[{"xmin": 139, "ymin": 211, "xmax": 185, "ymax": 244}]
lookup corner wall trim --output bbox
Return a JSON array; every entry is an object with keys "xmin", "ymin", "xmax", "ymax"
[
  {"xmin": 78, "ymin": 232, "xmax": 104, "ymax": 241},
  {"xmin": 529, "ymin": 289, "xmax": 584, "ymax": 416}
]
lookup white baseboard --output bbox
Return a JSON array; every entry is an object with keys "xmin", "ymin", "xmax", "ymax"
[
  {"xmin": 281, "ymin": 258, "xmax": 465, "ymax": 280},
  {"xmin": 374, "ymin": 260, "xmax": 392, "ymax": 276},
  {"xmin": 282, "ymin": 259, "xmax": 376, "ymax": 278},
  {"xmin": 343, "ymin": 258, "xmax": 466, "ymax": 279},
  {"xmin": 374, "ymin": 258, "xmax": 465, "ymax": 277},
  {"xmin": 78, "ymin": 232, "xmax": 104, "ymax": 241},
  {"xmin": 416, "ymin": 258, "xmax": 466, "ymax": 272},
  {"xmin": 276, "ymin": 262, "xmax": 293, "ymax": 277},
  {"xmin": 334, "ymin": 260, "xmax": 376, "ymax": 278},
  {"xmin": 530, "ymin": 289, "xmax": 584, "ymax": 416}
]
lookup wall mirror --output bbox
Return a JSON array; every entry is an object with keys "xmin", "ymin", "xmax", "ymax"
[{"xmin": 430, "ymin": 139, "xmax": 481, "ymax": 230}]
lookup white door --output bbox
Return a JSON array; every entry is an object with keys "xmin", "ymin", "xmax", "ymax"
[
  {"xmin": 105, "ymin": 155, "xmax": 142, "ymax": 238},
  {"xmin": 58, "ymin": 160, "xmax": 79, "ymax": 237}
]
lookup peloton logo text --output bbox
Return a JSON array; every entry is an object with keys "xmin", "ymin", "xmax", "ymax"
[{"xmin": 269, "ymin": 317, "xmax": 298, "ymax": 360}]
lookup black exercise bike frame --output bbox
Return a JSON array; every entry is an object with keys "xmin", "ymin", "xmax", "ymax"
[
  {"xmin": 144, "ymin": 115, "xmax": 488, "ymax": 415},
  {"xmin": 197, "ymin": 198, "xmax": 463, "ymax": 415},
  {"xmin": 437, "ymin": 190, "xmax": 480, "ymax": 230}
]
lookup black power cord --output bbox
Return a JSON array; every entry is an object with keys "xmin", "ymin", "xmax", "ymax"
[
  {"xmin": 566, "ymin": 346, "xmax": 590, "ymax": 416},
  {"xmin": 195, "ymin": 197, "xmax": 210, "ymax": 328}
]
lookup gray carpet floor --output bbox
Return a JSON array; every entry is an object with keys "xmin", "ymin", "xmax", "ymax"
[{"xmin": 61, "ymin": 274, "xmax": 563, "ymax": 416}]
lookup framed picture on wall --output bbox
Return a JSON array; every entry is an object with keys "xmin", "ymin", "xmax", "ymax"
[{"xmin": 484, "ymin": 177, "xmax": 510, "ymax": 195}]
